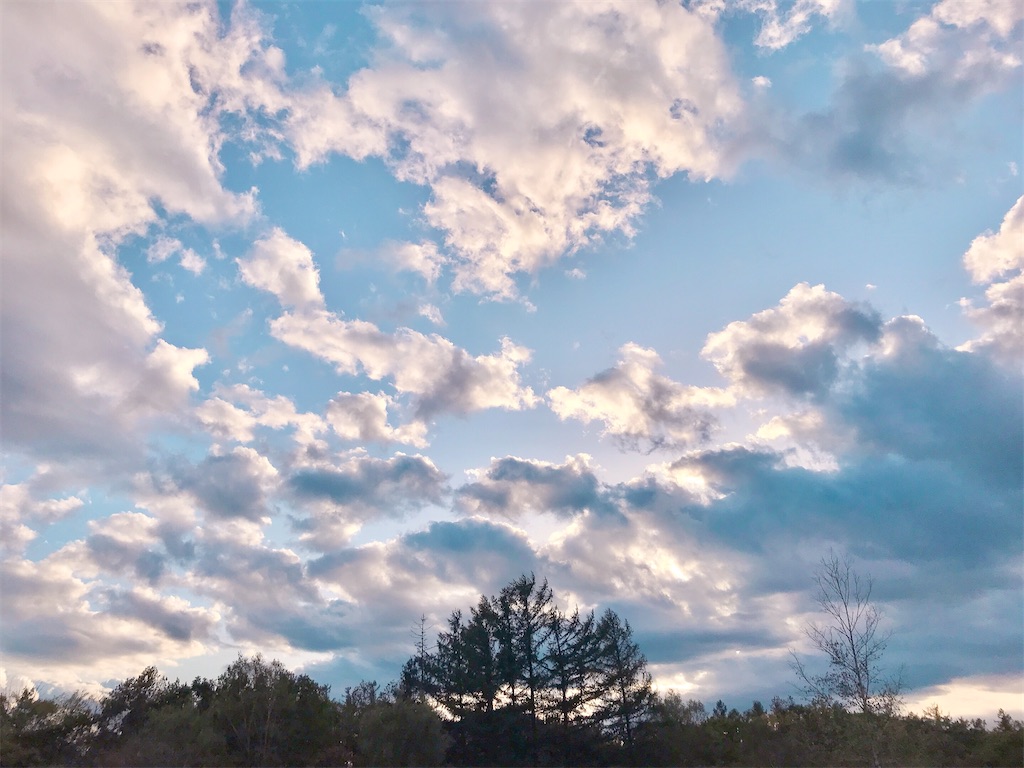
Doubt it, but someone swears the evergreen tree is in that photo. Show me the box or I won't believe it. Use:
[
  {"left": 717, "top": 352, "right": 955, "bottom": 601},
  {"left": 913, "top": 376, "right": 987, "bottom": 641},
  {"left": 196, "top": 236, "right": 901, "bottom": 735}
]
[{"left": 594, "top": 608, "right": 653, "bottom": 762}]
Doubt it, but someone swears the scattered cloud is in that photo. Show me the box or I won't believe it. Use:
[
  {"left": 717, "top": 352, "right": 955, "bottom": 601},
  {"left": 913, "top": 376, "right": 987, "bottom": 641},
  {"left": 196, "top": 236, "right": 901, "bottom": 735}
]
[
  {"left": 959, "top": 196, "right": 1024, "bottom": 361},
  {"left": 701, "top": 283, "right": 882, "bottom": 398},
  {"left": 271, "top": 311, "right": 538, "bottom": 420},
  {"left": 456, "top": 454, "right": 620, "bottom": 519},
  {"left": 325, "top": 391, "right": 428, "bottom": 447},
  {"left": 289, "top": 452, "right": 448, "bottom": 549},
  {"left": 281, "top": 0, "right": 745, "bottom": 298},
  {"left": 548, "top": 343, "right": 731, "bottom": 450},
  {"left": 238, "top": 228, "right": 325, "bottom": 309}
]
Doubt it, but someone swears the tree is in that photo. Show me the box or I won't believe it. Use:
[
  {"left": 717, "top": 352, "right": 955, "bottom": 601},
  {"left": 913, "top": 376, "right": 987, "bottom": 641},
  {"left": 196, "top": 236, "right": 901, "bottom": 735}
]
[
  {"left": 496, "top": 574, "right": 555, "bottom": 765},
  {"left": 208, "top": 654, "right": 340, "bottom": 766},
  {"left": 356, "top": 699, "right": 448, "bottom": 767},
  {"left": 593, "top": 608, "right": 653, "bottom": 762},
  {"left": 542, "top": 606, "right": 603, "bottom": 766},
  {"left": 0, "top": 688, "right": 95, "bottom": 766},
  {"left": 791, "top": 552, "right": 902, "bottom": 717}
]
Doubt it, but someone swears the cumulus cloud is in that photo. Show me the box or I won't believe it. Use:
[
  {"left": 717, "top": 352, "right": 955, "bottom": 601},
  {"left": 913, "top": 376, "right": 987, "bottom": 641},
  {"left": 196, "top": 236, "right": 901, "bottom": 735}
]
[
  {"left": 959, "top": 196, "right": 1024, "bottom": 360},
  {"left": 0, "top": 552, "right": 215, "bottom": 690},
  {"left": 701, "top": 283, "right": 882, "bottom": 397},
  {"left": 238, "top": 228, "right": 325, "bottom": 309},
  {"left": 775, "top": 0, "right": 1022, "bottom": 182},
  {"left": 1, "top": 0, "right": 263, "bottom": 460},
  {"left": 0, "top": 484, "right": 85, "bottom": 556},
  {"left": 870, "top": 0, "right": 1023, "bottom": 79},
  {"left": 173, "top": 447, "right": 280, "bottom": 522},
  {"left": 548, "top": 343, "right": 731, "bottom": 450},
  {"left": 308, "top": 518, "right": 545, "bottom": 641},
  {"left": 281, "top": 0, "right": 744, "bottom": 298},
  {"left": 271, "top": 311, "right": 538, "bottom": 419},
  {"left": 289, "top": 452, "right": 447, "bottom": 549},
  {"left": 456, "top": 454, "right": 620, "bottom": 519},
  {"left": 84, "top": 511, "right": 169, "bottom": 584},
  {"left": 325, "top": 392, "right": 428, "bottom": 447},
  {"left": 195, "top": 384, "right": 326, "bottom": 446},
  {"left": 834, "top": 315, "right": 1023, "bottom": 488}
]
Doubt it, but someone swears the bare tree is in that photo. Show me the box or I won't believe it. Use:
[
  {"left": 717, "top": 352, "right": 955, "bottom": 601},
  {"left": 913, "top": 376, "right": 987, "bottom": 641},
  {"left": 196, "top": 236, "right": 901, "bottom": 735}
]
[{"left": 791, "top": 552, "right": 902, "bottom": 717}]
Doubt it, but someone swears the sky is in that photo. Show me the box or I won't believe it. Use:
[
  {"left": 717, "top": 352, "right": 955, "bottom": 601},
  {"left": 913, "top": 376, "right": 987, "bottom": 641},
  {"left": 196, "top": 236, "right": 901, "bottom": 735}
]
[{"left": 1, "top": 0, "right": 1022, "bottom": 722}]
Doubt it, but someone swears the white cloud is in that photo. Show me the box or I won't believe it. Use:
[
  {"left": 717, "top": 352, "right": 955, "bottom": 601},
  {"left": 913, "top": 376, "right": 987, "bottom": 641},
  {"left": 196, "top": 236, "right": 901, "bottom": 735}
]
[
  {"left": 271, "top": 310, "right": 538, "bottom": 419},
  {"left": 375, "top": 240, "right": 447, "bottom": 283},
  {"left": 325, "top": 392, "right": 428, "bottom": 448},
  {"left": 701, "top": 283, "right": 881, "bottom": 397},
  {"left": 1, "top": 551, "right": 216, "bottom": 696},
  {"left": 1, "top": 1, "right": 263, "bottom": 459},
  {"left": 0, "top": 484, "right": 85, "bottom": 556},
  {"left": 870, "top": 0, "right": 1022, "bottom": 80},
  {"left": 959, "top": 196, "right": 1024, "bottom": 361},
  {"left": 147, "top": 235, "right": 206, "bottom": 275},
  {"left": 281, "top": 0, "right": 744, "bottom": 298},
  {"left": 178, "top": 249, "right": 207, "bottom": 276},
  {"left": 196, "top": 384, "right": 326, "bottom": 447},
  {"left": 417, "top": 303, "right": 445, "bottom": 326},
  {"left": 740, "top": 0, "right": 850, "bottom": 50},
  {"left": 548, "top": 343, "right": 732, "bottom": 450},
  {"left": 238, "top": 228, "right": 325, "bottom": 309},
  {"left": 963, "top": 195, "right": 1024, "bottom": 283}
]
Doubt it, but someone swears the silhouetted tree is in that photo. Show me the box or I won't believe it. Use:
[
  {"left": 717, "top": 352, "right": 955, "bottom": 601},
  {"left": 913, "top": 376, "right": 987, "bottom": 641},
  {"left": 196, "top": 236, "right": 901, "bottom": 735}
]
[
  {"left": 593, "top": 608, "right": 653, "bottom": 763},
  {"left": 791, "top": 552, "right": 902, "bottom": 717}
]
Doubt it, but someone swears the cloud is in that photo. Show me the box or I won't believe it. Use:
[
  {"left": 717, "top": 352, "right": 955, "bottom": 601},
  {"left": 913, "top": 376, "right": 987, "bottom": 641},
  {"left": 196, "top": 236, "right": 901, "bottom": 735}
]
[
  {"left": 289, "top": 452, "right": 447, "bottom": 549},
  {"left": 870, "top": 0, "right": 1023, "bottom": 79},
  {"left": 186, "top": 535, "right": 348, "bottom": 653},
  {"left": 195, "top": 384, "right": 326, "bottom": 446},
  {"left": 417, "top": 304, "right": 445, "bottom": 326},
  {"left": 738, "top": 0, "right": 850, "bottom": 50},
  {"left": 281, "top": 0, "right": 744, "bottom": 298},
  {"left": 173, "top": 447, "right": 280, "bottom": 522},
  {"left": 959, "top": 196, "right": 1024, "bottom": 361},
  {"left": 701, "top": 283, "right": 882, "bottom": 397},
  {"left": 85, "top": 512, "right": 168, "bottom": 584},
  {"left": 93, "top": 586, "right": 217, "bottom": 643},
  {"left": 0, "top": 483, "right": 85, "bottom": 557},
  {"left": 963, "top": 196, "right": 1024, "bottom": 283},
  {"left": 367, "top": 240, "right": 448, "bottom": 283},
  {"left": 548, "top": 343, "right": 731, "bottom": 450},
  {"left": 0, "top": 552, "right": 214, "bottom": 689},
  {"left": 271, "top": 311, "right": 538, "bottom": 419},
  {"left": 308, "top": 518, "right": 545, "bottom": 634},
  {"left": 831, "top": 316, "right": 1023, "bottom": 489},
  {"left": 774, "top": 0, "right": 1021, "bottom": 182},
  {"left": 456, "top": 454, "right": 620, "bottom": 519},
  {"left": 238, "top": 228, "right": 325, "bottom": 309},
  {"left": 1, "top": 0, "right": 262, "bottom": 461},
  {"left": 147, "top": 235, "right": 206, "bottom": 275},
  {"left": 325, "top": 392, "right": 428, "bottom": 447}
]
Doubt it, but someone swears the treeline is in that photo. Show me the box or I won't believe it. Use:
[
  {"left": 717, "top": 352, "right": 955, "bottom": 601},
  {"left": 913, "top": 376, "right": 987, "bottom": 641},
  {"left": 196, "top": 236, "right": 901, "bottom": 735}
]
[{"left": 1, "top": 574, "right": 1022, "bottom": 767}]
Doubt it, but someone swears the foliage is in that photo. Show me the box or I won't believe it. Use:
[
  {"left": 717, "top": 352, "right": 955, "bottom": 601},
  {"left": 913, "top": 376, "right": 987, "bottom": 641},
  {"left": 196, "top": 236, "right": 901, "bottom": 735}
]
[{"left": 2, "top": 570, "right": 1021, "bottom": 767}]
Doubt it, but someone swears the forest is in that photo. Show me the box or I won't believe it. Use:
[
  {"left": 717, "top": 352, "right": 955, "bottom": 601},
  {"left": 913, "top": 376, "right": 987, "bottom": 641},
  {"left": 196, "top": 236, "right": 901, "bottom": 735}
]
[{"left": 2, "top": 574, "right": 1022, "bottom": 767}]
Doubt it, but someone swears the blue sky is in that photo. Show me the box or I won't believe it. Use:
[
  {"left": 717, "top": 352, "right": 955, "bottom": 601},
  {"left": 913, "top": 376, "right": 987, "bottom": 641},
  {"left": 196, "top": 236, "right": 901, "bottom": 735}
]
[{"left": 2, "top": 0, "right": 1022, "bottom": 720}]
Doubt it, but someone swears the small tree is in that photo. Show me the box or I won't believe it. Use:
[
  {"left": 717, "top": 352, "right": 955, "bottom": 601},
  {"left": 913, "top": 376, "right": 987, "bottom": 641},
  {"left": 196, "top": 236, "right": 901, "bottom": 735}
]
[{"left": 791, "top": 552, "right": 902, "bottom": 717}]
